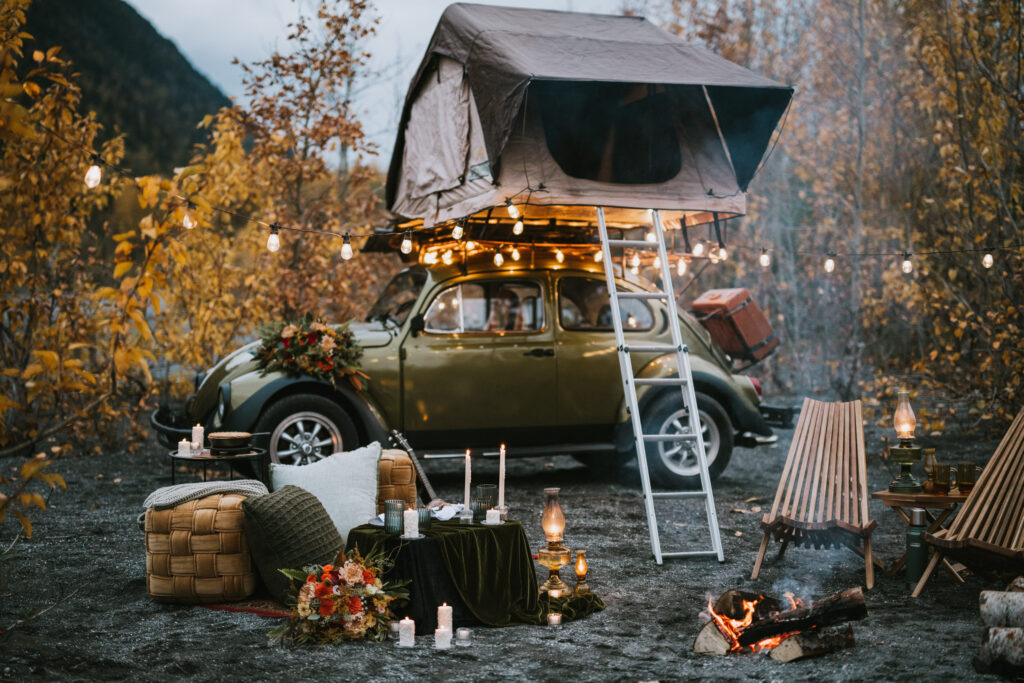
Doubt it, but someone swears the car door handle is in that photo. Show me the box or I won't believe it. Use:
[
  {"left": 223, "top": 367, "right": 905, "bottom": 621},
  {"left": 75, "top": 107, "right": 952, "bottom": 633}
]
[{"left": 523, "top": 348, "right": 554, "bottom": 357}]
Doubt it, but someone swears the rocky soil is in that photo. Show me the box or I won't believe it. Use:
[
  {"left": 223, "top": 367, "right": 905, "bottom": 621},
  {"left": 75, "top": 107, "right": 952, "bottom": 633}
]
[{"left": 0, "top": 421, "right": 1009, "bottom": 682}]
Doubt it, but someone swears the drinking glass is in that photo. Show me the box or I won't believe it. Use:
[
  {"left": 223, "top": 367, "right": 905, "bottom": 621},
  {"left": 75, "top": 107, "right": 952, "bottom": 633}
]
[
  {"left": 933, "top": 464, "right": 954, "bottom": 495},
  {"left": 957, "top": 462, "right": 977, "bottom": 494},
  {"left": 384, "top": 499, "right": 406, "bottom": 533}
]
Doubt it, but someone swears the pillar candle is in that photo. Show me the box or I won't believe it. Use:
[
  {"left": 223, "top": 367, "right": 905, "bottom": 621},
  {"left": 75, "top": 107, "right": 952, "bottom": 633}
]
[
  {"left": 437, "top": 602, "right": 452, "bottom": 631},
  {"left": 434, "top": 626, "right": 452, "bottom": 650},
  {"left": 403, "top": 507, "right": 418, "bottom": 538},
  {"left": 177, "top": 438, "right": 191, "bottom": 458},
  {"left": 498, "top": 443, "right": 506, "bottom": 508},
  {"left": 463, "top": 450, "right": 471, "bottom": 508},
  {"left": 191, "top": 424, "right": 204, "bottom": 448},
  {"left": 485, "top": 508, "right": 501, "bottom": 525},
  {"left": 398, "top": 617, "right": 415, "bottom": 647},
  {"left": 547, "top": 612, "right": 562, "bottom": 626}
]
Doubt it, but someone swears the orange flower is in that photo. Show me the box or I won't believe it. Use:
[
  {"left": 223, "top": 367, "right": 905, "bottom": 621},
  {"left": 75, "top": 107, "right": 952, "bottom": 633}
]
[
  {"left": 306, "top": 574, "right": 316, "bottom": 583},
  {"left": 314, "top": 582, "right": 333, "bottom": 599},
  {"left": 322, "top": 564, "right": 335, "bottom": 572},
  {"left": 362, "top": 569, "right": 374, "bottom": 584},
  {"left": 318, "top": 600, "right": 336, "bottom": 617},
  {"left": 347, "top": 597, "right": 363, "bottom": 615}
]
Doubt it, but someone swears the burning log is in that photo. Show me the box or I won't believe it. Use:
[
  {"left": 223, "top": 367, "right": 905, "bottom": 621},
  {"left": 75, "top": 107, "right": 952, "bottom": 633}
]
[
  {"left": 980, "top": 591, "right": 1024, "bottom": 627},
  {"left": 769, "top": 625, "right": 856, "bottom": 663},
  {"left": 736, "top": 587, "right": 867, "bottom": 648},
  {"left": 714, "top": 589, "right": 780, "bottom": 621}
]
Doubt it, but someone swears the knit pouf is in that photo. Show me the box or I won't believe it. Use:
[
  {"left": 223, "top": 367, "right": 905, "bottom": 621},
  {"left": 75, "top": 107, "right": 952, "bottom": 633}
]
[{"left": 145, "top": 493, "right": 256, "bottom": 604}]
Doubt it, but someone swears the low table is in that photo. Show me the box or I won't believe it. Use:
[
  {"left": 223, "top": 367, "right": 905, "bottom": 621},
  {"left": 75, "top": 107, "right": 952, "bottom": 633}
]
[
  {"left": 168, "top": 448, "right": 268, "bottom": 485},
  {"left": 871, "top": 489, "right": 969, "bottom": 581}
]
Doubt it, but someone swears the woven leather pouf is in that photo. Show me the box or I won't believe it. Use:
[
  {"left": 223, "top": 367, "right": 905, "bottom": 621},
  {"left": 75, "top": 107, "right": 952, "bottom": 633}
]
[
  {"left": 145, "top": 493, "right": 256, "bottom": 604},
  {"left": 376, "top": 449, "right": 418, "bottom": 513}
]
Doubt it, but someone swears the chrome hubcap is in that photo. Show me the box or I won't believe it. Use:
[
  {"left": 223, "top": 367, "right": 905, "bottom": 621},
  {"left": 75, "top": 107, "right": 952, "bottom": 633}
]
[
  {"left": 655, "top": 407, "right": 719, "bottom": 477},
  {"left": 269, "top": 411, "right": 343, "bottom": 465}
]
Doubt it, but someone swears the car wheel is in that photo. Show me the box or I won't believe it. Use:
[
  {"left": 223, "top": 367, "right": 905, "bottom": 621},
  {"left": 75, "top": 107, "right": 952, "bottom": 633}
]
[
  {"left": 641, "top": 391, "right": 733, "bottom": 489},
  {"left": 254, "top": 393, "right": 360, "bottom": 465}
]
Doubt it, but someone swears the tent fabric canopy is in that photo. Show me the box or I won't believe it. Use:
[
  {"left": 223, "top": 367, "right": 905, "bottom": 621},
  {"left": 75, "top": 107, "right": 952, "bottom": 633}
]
[{"left": 386, "top": 3, "right": 793, "bottom": 226}]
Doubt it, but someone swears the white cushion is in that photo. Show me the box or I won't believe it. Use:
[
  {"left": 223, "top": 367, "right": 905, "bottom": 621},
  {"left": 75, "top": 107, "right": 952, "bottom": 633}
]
[{"left": 270, "top": 442, "right": 381, "bottom": 542}]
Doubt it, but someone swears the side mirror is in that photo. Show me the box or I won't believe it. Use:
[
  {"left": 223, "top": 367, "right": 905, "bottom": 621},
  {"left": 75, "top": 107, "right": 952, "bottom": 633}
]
[{"left": 409, "top": 313, "right": 425, "bottom": 336}]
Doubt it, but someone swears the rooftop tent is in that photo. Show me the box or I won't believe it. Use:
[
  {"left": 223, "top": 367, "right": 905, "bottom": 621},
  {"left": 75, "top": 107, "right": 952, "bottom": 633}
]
[{"left": 386, "top": 3, "right": 793, "bottom": 228}]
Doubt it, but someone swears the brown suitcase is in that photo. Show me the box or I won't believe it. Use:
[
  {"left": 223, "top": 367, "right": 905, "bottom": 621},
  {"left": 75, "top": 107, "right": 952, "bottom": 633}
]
[{"left": 691, "top": 288, "right": 779, "bottom": 363}]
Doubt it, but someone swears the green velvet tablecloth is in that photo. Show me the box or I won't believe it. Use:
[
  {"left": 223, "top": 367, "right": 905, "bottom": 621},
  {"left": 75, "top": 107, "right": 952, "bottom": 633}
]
[{"left": 346, "top": 520, "right": 604, "bottom": 628}]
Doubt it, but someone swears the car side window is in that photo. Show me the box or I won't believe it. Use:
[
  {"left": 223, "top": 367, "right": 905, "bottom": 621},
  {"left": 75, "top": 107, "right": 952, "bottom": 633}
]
[
  {"left": 558, "top": 277, "right": 654, "bottom": 331},
  {"left": 424, "top": 280, "right": 544, "bottom": 334}
]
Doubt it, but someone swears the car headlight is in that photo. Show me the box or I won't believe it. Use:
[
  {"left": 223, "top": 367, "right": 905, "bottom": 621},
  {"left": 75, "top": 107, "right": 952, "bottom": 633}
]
[{"left": 217, "top": 384, "right": 231, "bottom": 422}]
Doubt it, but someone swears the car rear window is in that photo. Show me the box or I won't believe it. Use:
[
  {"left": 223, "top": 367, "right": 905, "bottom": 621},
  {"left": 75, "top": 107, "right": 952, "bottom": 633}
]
[
  {"left": 558, "top": 277, "right": 654, "bottom": 332},
  {"left": 425, "top": 280, "right": 544, "bottom": 334}
]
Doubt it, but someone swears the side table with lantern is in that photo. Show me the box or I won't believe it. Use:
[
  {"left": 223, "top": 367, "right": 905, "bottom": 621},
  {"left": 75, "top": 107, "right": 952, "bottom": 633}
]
[{"left": 871, "top": 489, "right": 969, "bottom": 583}]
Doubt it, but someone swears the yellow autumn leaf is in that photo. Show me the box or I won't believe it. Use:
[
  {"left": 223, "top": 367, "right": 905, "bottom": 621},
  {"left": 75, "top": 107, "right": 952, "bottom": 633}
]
[{"left": 113, "top": 261, "right": 132, "bottom": 278}]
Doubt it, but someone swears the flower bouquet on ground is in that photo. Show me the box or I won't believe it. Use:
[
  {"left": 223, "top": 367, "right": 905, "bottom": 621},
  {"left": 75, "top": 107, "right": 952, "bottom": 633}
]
[
  {"left": 270, "top": 546, "right": 409, "bottom": 645},
  {"left": 254, "top": 312, "right": 369, "bottom": 390}
]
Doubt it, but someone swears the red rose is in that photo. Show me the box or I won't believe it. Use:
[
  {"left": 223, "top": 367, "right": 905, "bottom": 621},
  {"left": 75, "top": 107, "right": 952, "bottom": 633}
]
[
  {"left": 318, "top": 600, "right": 336, "bottom": 617},
  {"left": 306, "top": 332, "right": 319, "bottom": 345},
  {"left": 314, "top": 582, "right": 333, "bottom": 599},
  {"left": 362, "top": 569, "right": 374, "bottom": 584},
  {"left": 348, "top": 597, "right": 362, "bottom": 615}
]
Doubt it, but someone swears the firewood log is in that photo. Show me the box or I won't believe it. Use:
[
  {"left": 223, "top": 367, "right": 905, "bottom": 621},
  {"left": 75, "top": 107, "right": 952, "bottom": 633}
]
[
  {"left": 769, "top": 625, "right": 855, "bottom": 663},
  {"left": 978, "top": 627, "right": 1024, "bottom": 670},
  {"left": 1006, "top": 577, "right": 1024, "bottom": 593},
  {"left": 737, "top": 587, "right": 867, "bottom": 647},
  {"left": 980, "top": 591, "right": 1024, "bottom": 627},
  {"left": 692, "top": 620, "right": 731, "bottom": 656}
]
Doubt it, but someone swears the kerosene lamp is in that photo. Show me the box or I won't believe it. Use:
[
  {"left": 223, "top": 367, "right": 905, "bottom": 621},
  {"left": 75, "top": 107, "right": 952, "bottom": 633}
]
[
  {"left": 888, "top": 390, "right": 923, "bottom": 493},
  {"left": 537, "top": 488, "right": 571, "bottom": 594}
]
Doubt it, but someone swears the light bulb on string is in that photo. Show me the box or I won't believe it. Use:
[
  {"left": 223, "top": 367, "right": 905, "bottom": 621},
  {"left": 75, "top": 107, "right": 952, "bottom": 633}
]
[
  {"left": 513, "top": 218, "right": 524, "bottom": 235},
  {"left": 442, "top": 250, "right": 454, "bottom": 265},
  {"left": 465, "top": 241, "right": 476, "bottom": 250},
  {"left": 677, "top": 258, "right": 687, "bottom": 276},
  {"left": 759, "top": 248, "right": 771, "bottom": 268},
  {"left": 708, "top": 246, "right": 721, "bottom": 264},
  {"left": 506, "top": 199, "right": 519, "bottom": 219},
  {"left": 631, "top": 253, "right": 641, "bottom": 269},
  {"left": 982, "top": 253, "right": 994, "bottom": 269},
  {"left": 901, "top": 252, "right": 913, "bottom": 274},
  {"left": 645, "top": 231, "right": 656, "bottom": 243},
  {"left": 182, "top": 201, "right": 197, "bottom": 230},
  {"left": 511, "top": 247, "right": 521, "bottom": 261},
  {"left": 555, "top": 249, "right": 564, "bottom": 263},
  {"left": 824, "top": 252, "right": 836, "bottom": 273},
  {"left": 594, "top": 250, "right": 603, "bottom": 263},
  {"left": 718, "top": 247, "right": 728, "bottom": 261},
  {"left": 494, "top": 251, "right": 504, "bottom": 266},
  {"left": 452, "top": 220, "right": 464, "bottom": 240},
  {"left": 84, "top": 155, "right": 102, "bottom": 188},
  {"left": 341, "top": 233, "right": 353, "bottom": 260},
  {"left": 692, "top": 241, "right": 705, "bottom": 257},
  {"left": 267, "top": 224, "right": 281, "bottom": 253},
  {"left": 400, "top": 231, "right": 413, "bottom": 255}
]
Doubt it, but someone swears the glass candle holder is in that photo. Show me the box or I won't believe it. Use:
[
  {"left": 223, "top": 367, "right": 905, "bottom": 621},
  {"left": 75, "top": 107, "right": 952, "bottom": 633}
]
[
  {"left": 417, "top": 506, "right": 431, "bottom": 531},
  {"left": 475, "top": 484, "right": 497, "bottom": 509},
  {"left": 384, "top": 499, "right": 406, "bottom": 533},
  {"left": 455, "top": 627, "right": 471, "bottom": 646}
]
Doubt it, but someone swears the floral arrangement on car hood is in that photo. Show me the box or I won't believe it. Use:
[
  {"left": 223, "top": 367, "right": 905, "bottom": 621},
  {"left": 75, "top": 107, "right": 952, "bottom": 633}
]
[
  {"left": 270, "top": 546, "right": 409, "bottom": 645},
  {"left": 254, "top": 313, "right": 368, "bottom": 390}
]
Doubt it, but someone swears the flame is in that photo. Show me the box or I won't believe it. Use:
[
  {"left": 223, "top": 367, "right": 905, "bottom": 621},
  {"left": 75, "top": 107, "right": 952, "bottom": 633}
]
[{"left": 706, "top": 594, "right": 801, "bottom": 653}]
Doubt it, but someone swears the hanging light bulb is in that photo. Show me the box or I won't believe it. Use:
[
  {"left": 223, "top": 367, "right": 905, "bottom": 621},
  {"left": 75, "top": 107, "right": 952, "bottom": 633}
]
[
  {"left": 84, "top": 155, "right": 102, "bottom": 188},
  {"left": 645, "top": 231, "right": 656, "bottom": 243},
  {"left": 708, "top": 246, "right": 721, "bottom": 264},
  {"left": 452, "top": 220, "right": 464, "bottom": 240},
  {"left": 692, "top": 241, "right": 705, "bottom": 257},
  {"left": 267, "top": 224, "right": 281, "bottom": 253},
  {"left": 555, "top": 249, "right": 564, "bottom": 263},
  {"left": 982, "top": 253, "right": 994, "bottom": 269},
  {"left": 630, "top": 253, "right": 641, "bottom": 269},
  {"left": 511, "top": 247, "right": 521, "bottom": 261},
  {"left": 718, "top": 247, "right": 729, "bottom": 261},
  {"left": 506, "top": 199, "right": 519, "bottom": 218},
  {"left": 594, "top": 250, "right": 603, "bottom": 263},
  {"left": 442, "top": 250, "right": 454, "bottom": 265},
  {"left": 465, "top": 240, "right": 476, "bottom": 250},
  {"left": 494, "top": 251, "right": 504, "bottom": 266},
  {"left": 341, "top": 233, "right": 353, "bottom": 260},
  {"left": 901, "top": 252, "right": 913, "bottom": 274},
  {"left": 182, "top": 201, "right": 197, "bottom": 230},
  {"left": 676, "top": 258, "right": 688, "bottom": 276},
  {"left": 513, "top": 218, "right": 524, "bottom": 235},
  {"left": 400, "top": 231, "right": 413, "bottom": 255},
  {"left": 759, "top": 248, "right": 771, "bottom": 268},
  {"left": 824, "top": 252, "right": 836, "bottom": 273}
]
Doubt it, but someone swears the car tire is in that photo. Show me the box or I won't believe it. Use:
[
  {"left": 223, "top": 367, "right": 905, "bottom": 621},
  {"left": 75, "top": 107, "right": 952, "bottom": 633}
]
[
  {"left": 254, "top": 393, "right": 360, "bottom": 466},
  {"left": 641, "top": 390, "right": 733, "bottom": 489}
]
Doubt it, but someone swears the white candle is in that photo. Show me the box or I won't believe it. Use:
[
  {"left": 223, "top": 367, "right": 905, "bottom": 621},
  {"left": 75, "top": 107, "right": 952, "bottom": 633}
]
[
  {"left": 485, "top": 508, "right": 501, "bottom": 525},
  {"left": 498, "top": 443, "right": 506, "bottom": 508},
  {"left": 463, "top": 450, "right": 471, "bottom": 508},
  {"left": 437, "top": 602, "right": 452, "bottom": 631},
  {"left": 547, "top": 612, "right": 562, "bottom": 626},
  {"left": 191, "top": 424, "right": 204, "bottom": 447},
  {"left": 177, "top": 438, "right": 190, "bottom": 458},
  {"left": 434, "top": 626, "right": 452, "bottom": 650},
  {"left": 398, "top": 617, "right": 415, "bottom": 647},
  {"left": 403, "top": 507, "right": 418, "bottom": 538}
]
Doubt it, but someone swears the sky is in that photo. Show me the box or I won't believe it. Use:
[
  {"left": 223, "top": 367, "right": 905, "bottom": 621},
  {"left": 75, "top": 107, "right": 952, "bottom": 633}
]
[{"left": 126, "top": 0, "right": 627, "bottom": 168}]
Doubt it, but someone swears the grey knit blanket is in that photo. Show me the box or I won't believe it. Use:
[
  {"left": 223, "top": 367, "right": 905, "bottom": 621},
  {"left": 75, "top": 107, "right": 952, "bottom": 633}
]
[{"left": 143, "top": 480, "right": 268, "bottom": 510}]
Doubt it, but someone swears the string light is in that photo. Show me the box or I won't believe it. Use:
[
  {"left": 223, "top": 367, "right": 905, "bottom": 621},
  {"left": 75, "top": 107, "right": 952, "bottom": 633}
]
[
  {"left": 84, "top": 155, "right": 102, "bottom": 188},
  {"left": 400, "top": 231, "right": 413, "bottom": 255},
  {"left": 465, "top": 241, "right": 476, "bottom": 250},
  {"left": 494, "top": 251, "right": 504, "bottom": 266},
  {"left": 901, "top": 252, "right": 913, "bottom": 274},
  {"left": 759, "top": 248, "right": 771, "bottom": 268},
  {"left": 452, "top": 219, "right": 464, "bottom": 240},
  {"left": 645, "top": 231, "right": 656, "bottom": 242},
  {"left": 594, "top": 250, "right": 603, "bottom": 263},
  {"left": 983, "top": 253, "right": 994, "bottom": 269},
  {"left": 692, "top": 241, "right": 705, "bottom": 257},
  {"left": 824, "top": 251, "right": 836, "bottom": 273},
  {"left": 718, "top": 247, "right": 728, "bottom": 261},
  {"left": 555, "top": 249, "right": 564, "bottom": 263},
  {"left": 442, "top": 250, "right": 453, "bottom": 265},
  {"left": 267, "top": 224, "right": 281, "bottom": 253},
  {"left": 677, "top": 258, "right": 687, "bottom": 276},
  {"left": 513, "top": 218, "right": 524, "bottom": 235},
  {"left": 511, "top": 247, "right": 521, "bottom": 261},
  {"left": 182, "top": 200, "right": 197, "bottom": 230},
  {"left": 506, "top": 199, "right": 519, "bottom": 219},
  {"left": 630, "top": 253, "right": 641, "bottom": 269},
  {"left": 341, "top": 233, "right": 353, "bottom": 260},
  {"left": 708, "top": 246, "right": 721, "bottom": 264}
]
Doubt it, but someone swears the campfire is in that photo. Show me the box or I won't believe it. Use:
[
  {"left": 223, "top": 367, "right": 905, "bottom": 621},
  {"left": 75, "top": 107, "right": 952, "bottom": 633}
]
[{"left": 694, "top": 587, "right": 868, "bottom": 662}]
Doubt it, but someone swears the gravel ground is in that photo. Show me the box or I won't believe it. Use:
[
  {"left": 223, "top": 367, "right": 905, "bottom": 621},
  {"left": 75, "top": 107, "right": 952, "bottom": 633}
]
[{"left": 0, "top": 421, "right": 1009, "bottom": 682}]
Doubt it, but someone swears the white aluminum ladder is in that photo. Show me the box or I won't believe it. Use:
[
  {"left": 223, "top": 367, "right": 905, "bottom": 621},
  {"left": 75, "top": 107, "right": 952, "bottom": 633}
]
[{"left": 596, "top": 207, "right": 724, "bottom": 565}]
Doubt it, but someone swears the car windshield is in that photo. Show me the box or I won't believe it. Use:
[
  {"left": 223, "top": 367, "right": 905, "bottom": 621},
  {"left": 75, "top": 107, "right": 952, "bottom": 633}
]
[{"left": 366, "top": 269, "right": 427, "bottom": 325}]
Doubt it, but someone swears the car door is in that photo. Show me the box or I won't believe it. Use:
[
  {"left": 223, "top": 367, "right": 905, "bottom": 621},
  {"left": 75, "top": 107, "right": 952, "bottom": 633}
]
[{"left": 401, "top": 275, "right": 558, "bottom": 449}]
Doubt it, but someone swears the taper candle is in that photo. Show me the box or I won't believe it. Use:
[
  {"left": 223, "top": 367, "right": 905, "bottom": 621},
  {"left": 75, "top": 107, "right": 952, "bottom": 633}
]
[{"left": 498, "top": 443, "right": 506, "bottom": 508}]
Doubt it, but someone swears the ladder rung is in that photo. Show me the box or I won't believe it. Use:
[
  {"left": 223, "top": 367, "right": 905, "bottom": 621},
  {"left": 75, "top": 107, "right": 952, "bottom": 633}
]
[
  {"left": 661, "top": 550, "right": 720, "bottom": 559},
  {"left": 634, "top": 377, "right": 687, "bottom": 386},
  {"left": 618, "top": 292, "right": 668, "bottom": 300},
  {"left": 606, "top": 239, "right": 659, "bottom": 249},
  {"left": 651, "top": 491, "right": 707, "bottom": 499},
  {"left": 623, "top": 343, "right": 679, "bottom": 353},
  {"left": 643, "top": 433, "right": 698, "bottom": 442}
]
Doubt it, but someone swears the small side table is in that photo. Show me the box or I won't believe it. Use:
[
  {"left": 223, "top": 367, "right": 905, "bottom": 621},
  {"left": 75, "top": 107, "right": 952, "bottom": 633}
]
[
  {"left": 168, "top": 448, "right": 268, "bottom": 485},
  {"left": 871, "top": 489, "right": 969, "bottom": 581}
]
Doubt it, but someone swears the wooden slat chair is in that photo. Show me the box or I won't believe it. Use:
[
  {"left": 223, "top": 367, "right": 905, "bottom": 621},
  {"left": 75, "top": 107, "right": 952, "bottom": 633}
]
[
  {"left": 751, "top": 398, "right": 877, "bottom": 589},
  {"left": 912, "top": 406, "right": 1024, "bottom": 597}
]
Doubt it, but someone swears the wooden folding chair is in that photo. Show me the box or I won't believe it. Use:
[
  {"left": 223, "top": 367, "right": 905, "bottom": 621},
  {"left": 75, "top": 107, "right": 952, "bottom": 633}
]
[
  {"left": 912, "top": 407, "right": 1024, "bottom": 597},
  {"left": 751, "top": 398, "right": 877, "bottom": 589}
]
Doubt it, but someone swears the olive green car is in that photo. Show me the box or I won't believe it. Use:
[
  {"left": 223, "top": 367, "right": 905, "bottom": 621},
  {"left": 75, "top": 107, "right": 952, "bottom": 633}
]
[{"left": 152, "top": 251, "right": 775, "bottom": 488}]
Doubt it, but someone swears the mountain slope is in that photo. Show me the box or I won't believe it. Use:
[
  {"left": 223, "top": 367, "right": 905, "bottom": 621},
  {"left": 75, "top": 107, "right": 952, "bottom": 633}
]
[{"left": 23, "top": 0, "right": 230, "bottom": 174}]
